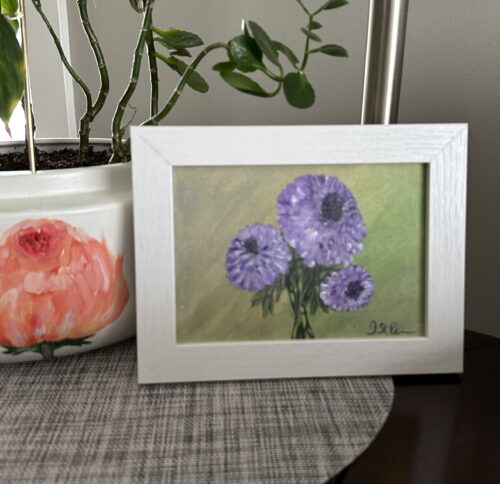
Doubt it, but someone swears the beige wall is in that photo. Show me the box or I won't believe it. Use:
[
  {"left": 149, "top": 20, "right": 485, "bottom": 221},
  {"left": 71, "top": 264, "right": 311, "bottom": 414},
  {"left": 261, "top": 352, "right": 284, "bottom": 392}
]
[
  {"left": 26, "top": 0, "right": 74, "bottom": 138},
  {"left": 42, "top": 1, "right": 500, "bottom": 337}
]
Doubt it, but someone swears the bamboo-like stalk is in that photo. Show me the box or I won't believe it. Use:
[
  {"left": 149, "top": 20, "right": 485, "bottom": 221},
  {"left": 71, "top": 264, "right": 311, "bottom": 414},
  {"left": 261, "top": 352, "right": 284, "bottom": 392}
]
[
  {"left": 146, "top": 30, "right": 159, "bottom": 117},
  {"left": 142, "top": 42, "right": 227, "bottom": 126},
  {"left": 31, "top": 0, "right": 93, "bottom": 161},
  {"left": 19, "top": 0, "right": 36, "bottom": 173},
  {"left": 77, "top": 0, "right": 109, "bottom": 159},
  {"left": 111, "top": 0, "right": 155, "bottom": 162}
]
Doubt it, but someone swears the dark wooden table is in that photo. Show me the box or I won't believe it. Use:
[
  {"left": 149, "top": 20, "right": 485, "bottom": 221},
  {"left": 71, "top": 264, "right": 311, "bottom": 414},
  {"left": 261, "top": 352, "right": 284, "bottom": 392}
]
[{"left": 330, "top": 330, "right": 500, "bottom": 484}]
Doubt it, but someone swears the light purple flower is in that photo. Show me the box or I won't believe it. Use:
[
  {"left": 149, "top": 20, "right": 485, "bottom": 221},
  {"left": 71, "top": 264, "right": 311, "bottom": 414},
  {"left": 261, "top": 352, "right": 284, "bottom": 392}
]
[
  {"left": 276, "top": 174, "right": 366, "bottom": 268},
  {"left": 226, "top": 224, "right": 291, "bottom": 292},
  {"left": 320, "top": 265, "right": 374, "bottom": 311}
]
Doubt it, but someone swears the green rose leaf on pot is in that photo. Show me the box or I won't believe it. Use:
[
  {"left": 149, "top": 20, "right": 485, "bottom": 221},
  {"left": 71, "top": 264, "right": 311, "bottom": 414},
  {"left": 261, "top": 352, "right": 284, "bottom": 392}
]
[
  {"left": 0, "top": 12, "right": 24, "bottom": 134},
  {"left": 283, "top": 72, "right": 315, "bottom": 108}
]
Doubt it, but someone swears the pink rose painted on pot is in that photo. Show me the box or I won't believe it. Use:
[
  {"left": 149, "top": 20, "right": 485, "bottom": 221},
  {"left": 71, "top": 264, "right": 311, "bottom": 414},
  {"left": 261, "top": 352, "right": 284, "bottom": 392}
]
[{"left": 0, "top": 219, "right": 129, "bottom": 359}]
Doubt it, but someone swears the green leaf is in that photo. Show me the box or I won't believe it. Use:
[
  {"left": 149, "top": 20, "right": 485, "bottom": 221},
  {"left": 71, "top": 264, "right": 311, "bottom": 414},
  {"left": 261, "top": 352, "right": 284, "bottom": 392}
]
[
  {"left": 0, "top": 13, "right": 24, "bottom": 131},
  {"left": 128, "top": 0, "right": 144, "bottom": 13},
  {"left": 283, "top": 72, "right": 315, "bottom": 108},
  {"left": 319, "top": 0, "right": 348, "bottom": 11},
  {"left": 248, "top": 20, "right": 280, "bottom": 67},
  {"left": 170, "top": 48, "right": 191, "bottom": 57},
  {"left": 1, "top": 0, "right": 19, "bottom": 14},
  {"left": 152, "top": 26, "right": 203, "bottom": 50},
  {"left": 251, "top": 288, "right": 267, "bottom": 306},
  {"left": 155, "top": 52, "right": 209, "bottom": 93},
  {"left": 212, "top": 61, "right": 236, "bottom": 72},
  {"left": 273, "top": 41, "right": 299, "bottom": 67},
  {"left": 220, "top": 71, "right": 270, "bottom": 97},
  {"left": 310, "top": 44, "right": 348, "bottom": 57},
  {"left": 301, "top": 28, "right": 322, "bottom": 42},
  {"left": 308, "top": 20, "right": 322, "bottom": 30},
  {"left": 228, "top": 34, "right": 264, "bottom": 73},
  {"left": 1, "top": 0, "right": 19, "bottom": 32}
]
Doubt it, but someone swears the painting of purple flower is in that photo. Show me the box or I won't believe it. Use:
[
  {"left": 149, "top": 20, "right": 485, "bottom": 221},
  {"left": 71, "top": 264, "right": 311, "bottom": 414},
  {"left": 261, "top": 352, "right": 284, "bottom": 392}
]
[
  {"left": 225, "top": 173, "right": 374, "bottom": 339},
  {"left": 276, "top": 174, "right": 366, "bottom": 268},
  {"left": 320, "top": 265, "right": 374, "bottom": 312},
  {"left": 226, "top": 223, "right": 291, "bottom": 292}
]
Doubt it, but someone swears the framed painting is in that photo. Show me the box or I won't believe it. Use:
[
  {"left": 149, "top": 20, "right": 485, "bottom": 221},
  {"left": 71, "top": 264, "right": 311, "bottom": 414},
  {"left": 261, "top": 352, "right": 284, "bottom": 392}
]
[{"left": 131, "top": 124, "right": 467, "bottom": 384}]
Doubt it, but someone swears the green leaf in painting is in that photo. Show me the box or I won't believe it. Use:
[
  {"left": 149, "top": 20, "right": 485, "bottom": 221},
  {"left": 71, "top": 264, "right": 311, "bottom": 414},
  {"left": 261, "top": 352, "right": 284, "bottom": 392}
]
[
  {"left": 319, "top": 0, "right": 348, "bottom": 11},
  {"left": 0, "top": 13, "right": 24, "bottom": 132},
  {"left": 273, "top": 41, "right": 299, "bottom": 67},
  {"left": 228, "top": 34, "right": 264, "bottom": 73},
  {"left": 220, "top": 71, "right": 271, "bottom": 97},
  {"left": 283, "top": 72, "right": 315, "bottom": 108},
  {"left": 248, "top": 20, "right": 280, "bottom": 67},
  {"left": 155, "top": 52, "right": 209, "bottom": 93},
  {"left": 152, "top": 26, "right": 203, "bottom": 50},
  {"left": 310, "top": 44, "right": 348, "bottom": 57},
  {"left": 300, "top": 28, "right": 322, "bottom": 42}
]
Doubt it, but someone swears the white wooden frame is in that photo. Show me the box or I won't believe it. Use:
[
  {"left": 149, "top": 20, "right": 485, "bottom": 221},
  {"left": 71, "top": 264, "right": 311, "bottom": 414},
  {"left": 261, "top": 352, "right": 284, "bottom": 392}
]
[{"left": 131, "top": 124, "right": 467, "bottom": 384}]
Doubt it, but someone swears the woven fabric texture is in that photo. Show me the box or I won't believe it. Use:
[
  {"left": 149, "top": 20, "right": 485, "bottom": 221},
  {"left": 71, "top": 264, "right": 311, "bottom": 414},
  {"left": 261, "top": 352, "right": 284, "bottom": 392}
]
[{"left": 0, "top": 339, "right": 393, "bottom": 483}]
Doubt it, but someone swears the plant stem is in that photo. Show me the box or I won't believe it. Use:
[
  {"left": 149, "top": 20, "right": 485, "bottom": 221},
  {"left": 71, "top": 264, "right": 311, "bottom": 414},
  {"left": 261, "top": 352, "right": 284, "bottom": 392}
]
[
  {"left": 31, "top": 0, "right": 93, "bottom": 160},
  {"left": 296, "top": 0, "right": 311, "bottom": 16},
  {"left": 111, "top": 0, "right": 155, "bottom": 162},
  {"left": 141, "top": 42, "right": 227, "bottom": 127},
  {"left": 77, "top": 0, "right": 109, "bottom": 160},
  {"left": 146, "top": 29, "right": 159, "bottom": 117}
]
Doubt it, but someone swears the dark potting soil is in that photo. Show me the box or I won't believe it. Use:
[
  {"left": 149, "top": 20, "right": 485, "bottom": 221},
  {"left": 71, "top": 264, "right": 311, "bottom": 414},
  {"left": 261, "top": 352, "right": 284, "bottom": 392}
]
[{"left": 0, "top": 147, "right": 115, "bottom": 171}]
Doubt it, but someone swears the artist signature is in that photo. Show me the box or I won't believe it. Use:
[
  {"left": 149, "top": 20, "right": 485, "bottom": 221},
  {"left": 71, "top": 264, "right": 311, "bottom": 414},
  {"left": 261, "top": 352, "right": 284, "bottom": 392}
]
[{"left": 367, "top": 320, "right": 416, "bottom": 336}]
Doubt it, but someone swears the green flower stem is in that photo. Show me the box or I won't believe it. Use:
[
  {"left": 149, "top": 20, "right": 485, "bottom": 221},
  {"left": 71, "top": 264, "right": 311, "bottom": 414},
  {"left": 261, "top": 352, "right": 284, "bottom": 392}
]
[
  {"left": 146, "top": 29, "right": 159, "bottom": 117},
  {"left": 39, "top": 343, "right": 55, "bottom": 360},
  {"left": 77, "top": 0, "right": 109, "bottom": 153},
  {"left": 111, "top": 0, "right": 155, "bottom": 162},
  {"left": 31, "top": 0, "right": 93, "bottom": 162},
  {"left": 286, "top": 253, "right": 316, "bottom": 339},
  {"left": 141, "top": 42, "right": 227, "bottom": 127}
]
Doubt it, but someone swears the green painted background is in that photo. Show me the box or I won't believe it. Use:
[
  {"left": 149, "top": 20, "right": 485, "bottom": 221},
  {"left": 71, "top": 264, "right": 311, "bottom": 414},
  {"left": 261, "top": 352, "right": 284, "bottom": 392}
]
[{"left": 173, "top": 163, "right": 427, "bottom": 343}]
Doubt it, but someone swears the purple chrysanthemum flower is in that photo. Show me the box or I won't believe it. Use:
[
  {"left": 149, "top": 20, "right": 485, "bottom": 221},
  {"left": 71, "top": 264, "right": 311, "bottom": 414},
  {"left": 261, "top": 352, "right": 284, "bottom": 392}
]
[
  {"left": 320, "top": 265, "right": 374, "bottom": 311},
  {"left": 226, "top": 224, "right": 291, "bottom": 292},
  {"left": 276, "top": 174, "right": 366, "bottom": 268}
]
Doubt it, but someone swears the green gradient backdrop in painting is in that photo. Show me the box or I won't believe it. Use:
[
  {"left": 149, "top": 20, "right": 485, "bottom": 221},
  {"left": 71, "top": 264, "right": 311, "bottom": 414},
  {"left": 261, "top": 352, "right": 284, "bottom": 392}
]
[{"left": 173, "top": 164, "right": 426, "bottom": 343}]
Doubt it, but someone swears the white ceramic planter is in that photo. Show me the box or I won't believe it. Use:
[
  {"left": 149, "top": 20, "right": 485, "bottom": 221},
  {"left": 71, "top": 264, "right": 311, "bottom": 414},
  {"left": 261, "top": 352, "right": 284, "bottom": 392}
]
[{"left": 0, "top": 139, "right": 135, "bottom": 362}]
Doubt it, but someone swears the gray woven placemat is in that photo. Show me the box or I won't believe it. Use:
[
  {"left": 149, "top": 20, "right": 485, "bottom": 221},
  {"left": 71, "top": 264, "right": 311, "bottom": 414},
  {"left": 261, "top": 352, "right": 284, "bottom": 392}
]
[{"left": 0, "top": 339, "right": 393, "bottom": 483}]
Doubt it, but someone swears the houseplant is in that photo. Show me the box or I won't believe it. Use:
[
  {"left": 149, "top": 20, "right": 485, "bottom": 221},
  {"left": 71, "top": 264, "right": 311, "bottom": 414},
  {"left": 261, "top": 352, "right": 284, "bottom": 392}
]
[{"left": 0, "top": 0, "right": 349, "bottom": 361}]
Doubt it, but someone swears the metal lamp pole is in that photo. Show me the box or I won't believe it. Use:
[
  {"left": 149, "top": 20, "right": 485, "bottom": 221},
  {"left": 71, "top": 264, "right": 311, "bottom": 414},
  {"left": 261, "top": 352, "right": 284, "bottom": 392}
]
[
  {"left": 361, "top": 0, "right": 409, "bottom": 124},
  {"left": 19, "top": 0, "right": 36, "bottom": 173}
]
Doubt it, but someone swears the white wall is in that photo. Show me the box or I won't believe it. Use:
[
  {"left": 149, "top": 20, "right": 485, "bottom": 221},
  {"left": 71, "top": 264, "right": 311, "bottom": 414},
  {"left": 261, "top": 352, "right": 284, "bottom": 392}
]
[
  {"left": 25, "top": 0, "right": 75, "bottom": 138},
  {"left": 36, "top": 0, "right": 500, "bottom": 337}
]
